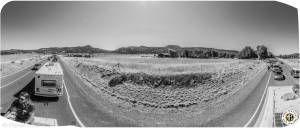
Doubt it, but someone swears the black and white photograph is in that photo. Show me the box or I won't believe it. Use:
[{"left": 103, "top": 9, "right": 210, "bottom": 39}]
[{"left": 0, "top": 1, "right": 299, "bottom": 127}]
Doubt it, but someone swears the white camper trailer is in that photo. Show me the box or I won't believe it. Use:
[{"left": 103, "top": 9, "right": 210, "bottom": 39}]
[{"left": 34, "top": 62, "right": 63, "bottom": 97}]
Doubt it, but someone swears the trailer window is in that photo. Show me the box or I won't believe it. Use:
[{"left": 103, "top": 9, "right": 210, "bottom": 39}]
[{"left": 41, "top": 80, "right": 56, "bottom": 87}]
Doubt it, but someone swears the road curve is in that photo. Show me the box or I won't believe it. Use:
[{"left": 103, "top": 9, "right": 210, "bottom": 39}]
[
  {"left": 204, "top": 62, "right": 298, "bottom": 127},
  {"left": 2, "top": 59, "right": 297, "bottom": 127},
  {"left": 59, "top": 57, "right": 138, "bottom": 127},
  {"left": 1, "top": 58, "right": 138, "bottom": 126}
]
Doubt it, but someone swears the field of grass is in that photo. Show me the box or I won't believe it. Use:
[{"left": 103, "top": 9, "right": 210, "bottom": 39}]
[
  {"left": 67, "top": 54, "right": 255, "bottom": 75},
  {"left": 61, "top": 54, "right": 266, "bottom": 125},
  {"left": 63, "top": 54, "right": 265, "bottom": 106},
  {"left": 280, "top": 58, "right": 300, "bottom": 69},
  {"left": 0, "top": 53, "right": 42, "bottom": 63},
  {"left": 0, "top": 54, "right": 47, "bottom": 77},
  {"left": 61, "top": 54, "right": 267, "bottom": 126}
]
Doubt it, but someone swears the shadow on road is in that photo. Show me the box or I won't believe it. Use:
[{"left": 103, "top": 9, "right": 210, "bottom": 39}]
[{"left": 13, "top": 78, "right": 59, "bottom": 103}]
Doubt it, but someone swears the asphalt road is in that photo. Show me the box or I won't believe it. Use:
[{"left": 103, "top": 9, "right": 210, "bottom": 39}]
[
  {"left": 1, "top": 59, "right": 137, "bottom": 127},
  {"left": 1, "top": 59, "right": 298, "bottom": 127},
  {"left": 0, "top": 60, "right": 78, "bottom": 126},
  {"left": 204, "top": 62, "right": 299, "bottom": 127}
]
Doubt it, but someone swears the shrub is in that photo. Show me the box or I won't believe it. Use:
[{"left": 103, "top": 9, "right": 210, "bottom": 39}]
[{"left": 108, "top": 72, "right": 212, "bottom": 88}]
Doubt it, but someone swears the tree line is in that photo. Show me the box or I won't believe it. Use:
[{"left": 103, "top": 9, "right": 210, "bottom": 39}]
[
  {"left": 277, "top": 53, "right": 299, "bottom": 59},
  {"left": 160, "top": 45, "right": 274, "bottom": 59}
]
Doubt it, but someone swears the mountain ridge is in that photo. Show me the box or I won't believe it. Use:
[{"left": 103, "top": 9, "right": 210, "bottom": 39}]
[{"left": 2, "top": 44, "right": 238, "bottom": 55}]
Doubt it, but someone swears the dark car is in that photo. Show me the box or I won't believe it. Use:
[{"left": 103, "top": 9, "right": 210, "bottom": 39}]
[
  {"left": 274, "top": 72, "right": 285, "bottom": 80},
  {"left": 31, "top": 63, "right": 41, "bottom": 70},
  {"left": 272, "top": 67, "right": 283, "bottom": 73}
]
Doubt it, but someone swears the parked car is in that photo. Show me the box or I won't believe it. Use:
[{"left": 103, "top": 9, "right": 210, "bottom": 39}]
[
  {"left": 291, "top": 68, "right": 300, "bottom": 78},
  {"left": 272, "top": 66, "right": 283, "bottom": 73},
  {"left": 274, "top": 72, "right": 285, "bottom": 80},
  {"left": 31, "top": 63, "right": 41, "bottom": 70}
]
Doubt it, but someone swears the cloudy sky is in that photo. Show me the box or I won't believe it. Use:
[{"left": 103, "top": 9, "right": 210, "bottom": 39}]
[{"left": 1, "top": 1, "right": 298, "bottom": 55}]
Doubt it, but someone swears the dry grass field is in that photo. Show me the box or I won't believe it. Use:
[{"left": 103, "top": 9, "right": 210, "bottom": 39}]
[
  {"left": 61, "top": 54, "right": 267, "bottom": 125},
  {"left": 0, "top": 53, "right": 41, "bottom": 62},
  {"left": 280, "top": 58, "right": 300, "bottom": 69},
  {"left": 69, "top": 54, "right": 248, "bottom": 75},
  {"left": 0, "top": 54, "right": 46, "bottom": 77},
  {"left": 62, "top": 54, "right": 265, "bottom": 111}
]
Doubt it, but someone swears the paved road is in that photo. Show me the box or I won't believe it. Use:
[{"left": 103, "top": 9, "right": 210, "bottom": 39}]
[
  {"left": 0, "top": 60, "right": 78, "bottom": 126},
  {"left": 204, "top": 62, "right": 298, "bottom": 127},
  {"left": 1, "top": 59, "right": 297, "bottom": 127},
  {"left": 1, "top": 58, "right": 137, "bottom": 126}
]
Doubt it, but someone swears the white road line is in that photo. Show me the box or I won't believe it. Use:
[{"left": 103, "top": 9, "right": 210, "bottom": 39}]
[
  {"left": 244, "top": 72, "right": 272, "bottom": 127},
  {"left": 0, "top": 71, "right": 31, "bottom": 89},
  {"left": 62, "top": 78, "right": 86, "bottom": 127}
]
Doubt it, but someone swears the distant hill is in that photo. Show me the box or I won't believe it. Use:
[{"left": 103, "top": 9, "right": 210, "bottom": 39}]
[
  {"left": 1, "top": 45, "right": 109, "bottom": 55},
  {"left": 0, "top": 49, "right": 35, "bottom": 55},
  {"left": 36, "top": 45, "right": 109, "bottom": 54},
  {"left": 277, "top": 53, "right": 299, "bottom": 59},
  {"left": 114, "top": 46, "right": 168, "bottom": 54},
  {"left": 114, "top": 45, "right": 239, "bottom": 55},
  {"left": 1, "top": 44, "right": 239, "bottom": 57}
]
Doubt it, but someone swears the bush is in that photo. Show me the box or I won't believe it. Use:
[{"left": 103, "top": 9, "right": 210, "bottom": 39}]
[
  {"left": 108, "top": 72, "right": 212, "bottom": 88},
  {"left": 108, "top": 75, "right": 127, "bottom": 87}
]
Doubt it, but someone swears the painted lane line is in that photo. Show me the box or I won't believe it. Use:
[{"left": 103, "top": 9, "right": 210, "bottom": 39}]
[
  {"left": 244, "top": 72, "right": 272, "bottom": 127},
  {"left": 62, "top": 79, "right": 86, "bottom": 127},
  {"left": 0, "top": 71, "right": 31, "bottom": 89}
]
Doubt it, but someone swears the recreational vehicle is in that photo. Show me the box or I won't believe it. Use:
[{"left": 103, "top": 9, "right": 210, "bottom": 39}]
[{"left": 34, "top": 62, "right": 64, "bottom": 97}]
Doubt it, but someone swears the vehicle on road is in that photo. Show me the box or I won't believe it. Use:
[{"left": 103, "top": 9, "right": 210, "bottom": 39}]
[
  {"left": 274, "top": 72, "right": 285, "bottom": 80},
  {"left": 31, "top": 63, "right": 42, "bottom": 70},
  {"left": 272, "top": 66, "right": 283, "bottom": 73},
  {"left": 34, "top": 61, "right": 64, "bottom": 97},
  {"left": 291, "top": 68, "right": 300, "bottom": 78}
]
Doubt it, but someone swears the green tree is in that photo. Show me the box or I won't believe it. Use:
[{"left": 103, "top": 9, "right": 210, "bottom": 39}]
[
  {"left": 238, "top": 46, "right": 257, "bottom": 59},
  {"left": 256, "top": 45, "right": 268, "bottom": 60},
  {"left": 168, "top": 49, "right": 178, "bottom": 58}
]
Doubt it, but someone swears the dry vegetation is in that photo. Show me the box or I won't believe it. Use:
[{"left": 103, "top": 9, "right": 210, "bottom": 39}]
[
  {"left": 62, "top": 54, "right": 266, "bottom": 113},
  {"left": 280, "top": 59, "right": 300, "bottom": 69},
  {"left": 0, "top": 54, "right": 46, "bottom": 76}
]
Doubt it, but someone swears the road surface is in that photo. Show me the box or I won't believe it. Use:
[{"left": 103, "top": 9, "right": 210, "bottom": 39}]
[
  {"left": 1, "top": 59, "right": 137, "bottom": 126},
  {"left": 203, "top": 61, "right": 299, "bottom": 127},
  {"left": 1, "top": 59, "right": 298, "bottom": 126}
]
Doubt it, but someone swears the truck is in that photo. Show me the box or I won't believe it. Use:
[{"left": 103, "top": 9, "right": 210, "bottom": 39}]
[{"left": 34, "top": 61, "right": 64, "bottom": 97}]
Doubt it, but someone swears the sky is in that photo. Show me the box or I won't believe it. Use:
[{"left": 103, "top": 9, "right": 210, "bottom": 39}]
[{"left": 1, "top": 1, "right": 298, "bottom": 55}]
